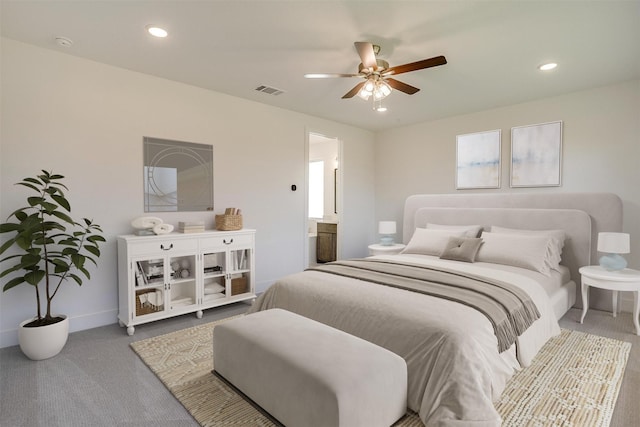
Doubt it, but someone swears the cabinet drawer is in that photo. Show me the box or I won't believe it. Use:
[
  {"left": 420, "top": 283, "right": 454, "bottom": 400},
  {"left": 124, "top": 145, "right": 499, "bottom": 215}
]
[
  {"left": 127, "top": 238, "right": 198, "bottom": 256},
  {"left": 317, "top": 222, "right": 337, "bottom": 234},
  {"left": 200, "top": 233, "right": 253, "bottom": 249}
]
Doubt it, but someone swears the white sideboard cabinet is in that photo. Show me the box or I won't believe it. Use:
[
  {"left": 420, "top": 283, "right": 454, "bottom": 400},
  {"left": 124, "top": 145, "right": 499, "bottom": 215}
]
[{"left": 117, "top": 229, "right": 255, "bottom": 335}]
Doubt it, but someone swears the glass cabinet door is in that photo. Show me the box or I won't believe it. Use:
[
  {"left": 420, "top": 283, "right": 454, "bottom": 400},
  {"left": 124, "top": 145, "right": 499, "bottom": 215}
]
[
  {"left": 229, "top": 248, "right": 251, "bottom": 296},
  {"left": 168, "top": 254, "right": 197, "bottom": 310},
  {"left": 202, "top": 250, "right": 227, "bottom": 304}
]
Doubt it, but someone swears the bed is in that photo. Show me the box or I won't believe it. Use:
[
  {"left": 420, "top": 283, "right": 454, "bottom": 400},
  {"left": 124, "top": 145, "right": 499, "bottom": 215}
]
[{"left": 248, "top": 193, "right": 623, "bottom": 426}]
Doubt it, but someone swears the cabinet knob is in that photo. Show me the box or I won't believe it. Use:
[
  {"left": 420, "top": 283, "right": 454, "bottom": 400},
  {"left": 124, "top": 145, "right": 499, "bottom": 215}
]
[
  {"left": 160, "top": 243, "right": 174, "bottom": 251},
  {"left": 223, "top": 238, "right": 234, "bottom": 245}
]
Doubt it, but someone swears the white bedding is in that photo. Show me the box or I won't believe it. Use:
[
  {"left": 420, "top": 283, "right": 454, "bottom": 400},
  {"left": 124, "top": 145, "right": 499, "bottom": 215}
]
[{"left": 248, "top": 254, "right": 561, "bottom": 426}]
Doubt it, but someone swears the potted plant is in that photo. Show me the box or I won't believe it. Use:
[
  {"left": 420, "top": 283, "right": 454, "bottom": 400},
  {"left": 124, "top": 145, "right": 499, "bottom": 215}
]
[{"left": 0, "top": 170, "right": 105, "bottom": 360}]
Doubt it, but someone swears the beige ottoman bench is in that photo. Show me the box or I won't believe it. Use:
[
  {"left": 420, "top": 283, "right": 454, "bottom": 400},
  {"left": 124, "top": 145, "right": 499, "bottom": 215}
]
[{"left": 213, "top": 308, "right": 407, "bottom": 427}]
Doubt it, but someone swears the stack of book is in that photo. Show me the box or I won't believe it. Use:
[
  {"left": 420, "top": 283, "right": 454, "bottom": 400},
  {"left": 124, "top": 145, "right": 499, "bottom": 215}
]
[{"left": 179, "top": 221, "right": 205, "bottom": 233}]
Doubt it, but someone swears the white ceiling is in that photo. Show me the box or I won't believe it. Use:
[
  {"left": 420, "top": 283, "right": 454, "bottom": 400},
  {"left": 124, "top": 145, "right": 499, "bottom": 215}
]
[{"left": 2, "top": 1, "right": 639, "bottom": 131}]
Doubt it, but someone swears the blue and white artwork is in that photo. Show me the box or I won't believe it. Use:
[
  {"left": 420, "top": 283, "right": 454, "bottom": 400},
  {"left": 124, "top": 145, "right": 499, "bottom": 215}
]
[
  {"left": 510, "top": 121, "right": 562, "bottom": 187},
  {"left": 456, "top": 129, "right": 501, "bottom": 189}
]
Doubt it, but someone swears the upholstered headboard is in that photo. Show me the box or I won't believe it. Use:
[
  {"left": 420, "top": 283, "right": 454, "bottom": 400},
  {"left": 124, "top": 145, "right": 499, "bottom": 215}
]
[{"left": 403, "top": 193, "right": 623, "bottom": 310}]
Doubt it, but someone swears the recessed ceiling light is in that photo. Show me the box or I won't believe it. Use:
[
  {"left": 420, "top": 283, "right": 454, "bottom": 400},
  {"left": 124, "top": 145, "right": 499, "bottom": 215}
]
[
  {"left": 538, "top": 62, "right": 558, "bottom": 71},
  {"left": 146, "top": 25, "right": 168, "bottom": 38},
  {"left": 376, "top": 106, "right": 388, "bottom": 112}
]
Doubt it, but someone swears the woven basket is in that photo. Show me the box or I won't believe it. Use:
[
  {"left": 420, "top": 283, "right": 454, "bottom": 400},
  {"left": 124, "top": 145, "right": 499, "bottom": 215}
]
[
  {"left": 135, "top": 288, "right": 163, "bottom": 316},
  {"left": 231, "top": 277, "right": 248, "bottom": 295},
  {"left": 215, "top": 214, "right": 243, "bottom": 231}
]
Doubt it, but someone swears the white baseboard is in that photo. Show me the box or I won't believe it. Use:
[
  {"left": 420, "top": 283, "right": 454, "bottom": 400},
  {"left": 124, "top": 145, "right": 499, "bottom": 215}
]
[{"left": 0, "top": 309, "right": 118, "bottom": 349}]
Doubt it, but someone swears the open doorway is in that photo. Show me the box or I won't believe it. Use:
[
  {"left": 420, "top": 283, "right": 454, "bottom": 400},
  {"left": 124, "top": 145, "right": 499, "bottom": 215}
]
[{"left": 306, "top": 132, "right": 341, "bottom": 268}]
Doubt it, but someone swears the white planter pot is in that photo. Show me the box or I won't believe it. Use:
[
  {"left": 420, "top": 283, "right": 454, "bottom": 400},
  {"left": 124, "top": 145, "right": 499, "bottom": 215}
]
[{"left": 18, "top": 315, "right": 69, "bottom": 360}]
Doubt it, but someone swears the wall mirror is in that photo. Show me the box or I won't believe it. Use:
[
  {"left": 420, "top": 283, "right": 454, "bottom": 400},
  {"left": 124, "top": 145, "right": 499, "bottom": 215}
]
[{"left": 143, "top": 136, "right": 213, "bottom": 212}]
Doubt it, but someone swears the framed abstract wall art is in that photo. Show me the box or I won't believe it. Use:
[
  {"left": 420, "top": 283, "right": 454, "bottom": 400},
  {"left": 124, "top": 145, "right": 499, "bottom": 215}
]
[
  {"left": 510, "top": 121, "right": 563, "bottom": 187},
  {"left": 456, "top": 129, "right": 501, "bottom": 189}
]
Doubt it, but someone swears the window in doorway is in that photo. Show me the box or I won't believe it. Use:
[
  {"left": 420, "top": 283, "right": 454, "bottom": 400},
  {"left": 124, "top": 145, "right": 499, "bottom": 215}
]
[{"left": 309, "top": 160, "right": 324, "bottom": 218}]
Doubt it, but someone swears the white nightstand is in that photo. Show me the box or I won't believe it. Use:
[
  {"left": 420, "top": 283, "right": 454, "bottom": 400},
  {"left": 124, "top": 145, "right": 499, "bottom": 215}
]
[
  {"left": 579, "top": 265, "right": 640, "bottom": 335},
  {"left": 368, "top": 243, "right": 406, "bottom": 256}
]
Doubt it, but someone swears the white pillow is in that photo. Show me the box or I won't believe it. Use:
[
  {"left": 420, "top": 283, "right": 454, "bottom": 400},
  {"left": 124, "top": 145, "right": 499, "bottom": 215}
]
[
  {"left": 476, "top": 232, "right": 556, "bottom": 276},
  {"left": 204, "top": 283, "right": 225, "bottom": 294},
  {"left": 426, "top": 223, "right": 483, "bottom": 238},
  {"left": 490, "top": 226, "right": 565, "bottom": 271},
  {"left": 402, "top": 228, "right": 466, "bottom": 256}
]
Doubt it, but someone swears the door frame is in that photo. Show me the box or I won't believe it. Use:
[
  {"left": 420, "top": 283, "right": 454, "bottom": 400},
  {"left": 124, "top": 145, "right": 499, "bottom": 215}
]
[{"left": 304, "top": 129, "right": 343, "bottom": 269}]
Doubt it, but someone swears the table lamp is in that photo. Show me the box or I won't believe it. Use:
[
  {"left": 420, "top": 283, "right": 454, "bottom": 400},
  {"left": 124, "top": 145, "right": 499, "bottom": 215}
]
[
  {"left": 378, "top": 221, "right": 396, "bottom": 246},
  {"left": 597, "top": 232, "right": 630, "bottom": 271}
]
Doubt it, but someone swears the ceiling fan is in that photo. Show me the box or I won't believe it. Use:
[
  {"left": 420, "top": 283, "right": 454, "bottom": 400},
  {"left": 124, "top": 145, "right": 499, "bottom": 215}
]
[{"left": 304, "top": 42, "right": 447, "bottom": 106}]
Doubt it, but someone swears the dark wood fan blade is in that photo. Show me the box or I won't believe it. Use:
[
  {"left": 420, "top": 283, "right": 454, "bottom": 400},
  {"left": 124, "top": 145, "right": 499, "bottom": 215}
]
[
  {"left": 386, "top": 78, "right": 420, "bottom": 95},
  {"left": 342, "top": 81, "right": 366, "bottom": 99},
  {"left": 354, "top": 42, "right": 377, "bottom": 70},
  {"left": 304, "top": 73, "right": 361, "bottom": 78},
  {"left": 385, "top": 55, "right": 447, "bottom": 75}
]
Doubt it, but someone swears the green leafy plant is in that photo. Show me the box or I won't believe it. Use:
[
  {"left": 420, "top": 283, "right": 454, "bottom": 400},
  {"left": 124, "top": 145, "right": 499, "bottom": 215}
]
[{"left": 0, "top": 171, "right": 106, "bottom": 327}]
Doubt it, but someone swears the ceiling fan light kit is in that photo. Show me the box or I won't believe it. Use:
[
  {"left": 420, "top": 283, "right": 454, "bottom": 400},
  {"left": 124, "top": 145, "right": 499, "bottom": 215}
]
[
  {"left": 305, "top": 41, "right": 447, "bottom": 112},
  {"left": 358, "top": 78, "right": 391, "bottom": 100}
]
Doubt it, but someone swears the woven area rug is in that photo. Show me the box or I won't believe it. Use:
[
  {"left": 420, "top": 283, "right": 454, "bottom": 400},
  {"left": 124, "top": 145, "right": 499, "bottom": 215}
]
[{"left": 131, "top": 317, "right": 631, "bottom": 427}]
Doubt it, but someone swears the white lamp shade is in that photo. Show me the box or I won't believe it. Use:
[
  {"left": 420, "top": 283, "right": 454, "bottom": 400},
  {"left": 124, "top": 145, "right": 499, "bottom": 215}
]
[
  {"left": 378, "top": 221, "right": 396, "bottom": 235},
  {"left": 597, "top": 232, "right": 630, "bottom": 254}
]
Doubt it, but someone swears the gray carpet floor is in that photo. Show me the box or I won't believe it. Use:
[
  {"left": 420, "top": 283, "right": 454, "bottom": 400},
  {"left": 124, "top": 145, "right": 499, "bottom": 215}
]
[{"left": 1, "top": 304, "right": 638, "bottom": 427}]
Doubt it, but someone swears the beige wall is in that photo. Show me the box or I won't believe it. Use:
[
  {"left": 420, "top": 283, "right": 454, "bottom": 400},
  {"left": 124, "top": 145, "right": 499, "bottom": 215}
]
[{"left": 0, "top": 39, "right": 375, "bottom": 347}]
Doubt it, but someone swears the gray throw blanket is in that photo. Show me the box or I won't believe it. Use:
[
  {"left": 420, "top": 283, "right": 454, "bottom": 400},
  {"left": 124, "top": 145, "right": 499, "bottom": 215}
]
[{"left": 308, "top": 258, "right": 540, "bottom": 353}]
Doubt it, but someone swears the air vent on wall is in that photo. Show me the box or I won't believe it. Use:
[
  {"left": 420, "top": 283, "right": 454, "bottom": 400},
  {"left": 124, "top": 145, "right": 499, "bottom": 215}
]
[{"left": 255, "top": 85, "right": 285, "bottom": 96}]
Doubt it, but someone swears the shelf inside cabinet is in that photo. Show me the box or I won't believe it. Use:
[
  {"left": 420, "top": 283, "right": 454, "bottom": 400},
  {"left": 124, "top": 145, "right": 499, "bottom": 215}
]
[
  {"left": 203, "top": 252, "right": 225, "bottom": 274},
  {"left": 170, "top": 280, "right": 197, "bottom": 310},
  {"left": 170, "top": 297, "right": 195, "bottom": 308},
  {"left": 169, "top": 255, "right": 196, "bottom": 282},
  {"left": 138, "top": 277, "right": 164, "bottom": 289},
  {"left": 135, "top": 259, "right": 165, "bottom": 287},
  {"left": 135, "top": 288, "right": 164, "bottom": 316},
  {"left": 170, "top": 277, "right": 196, "bottom": 285},
  {"left": 203, "top": 272, "right": 225, "bottom": 279}
]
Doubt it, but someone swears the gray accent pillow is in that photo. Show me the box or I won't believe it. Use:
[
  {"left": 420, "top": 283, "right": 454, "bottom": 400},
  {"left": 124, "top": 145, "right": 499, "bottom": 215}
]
[{"left": 439, "top": 237, "right": 483, "bottom": 263}]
